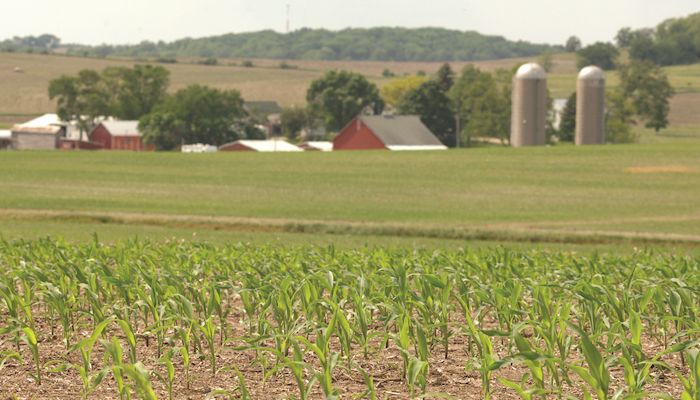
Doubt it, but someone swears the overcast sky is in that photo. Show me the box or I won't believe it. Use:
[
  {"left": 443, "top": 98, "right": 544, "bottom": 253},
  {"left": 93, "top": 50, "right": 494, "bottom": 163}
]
[{"left": 2, "top": 1, "right": 698, "bottom": 46}]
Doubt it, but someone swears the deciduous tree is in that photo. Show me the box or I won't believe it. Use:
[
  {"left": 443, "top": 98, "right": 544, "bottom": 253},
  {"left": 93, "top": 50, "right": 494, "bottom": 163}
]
[
  {"left": 306, "top": 71, "right": 384, "bottom": 132},
  {"left": 618, "top": 60, "right": 674, "bottom": 132}
]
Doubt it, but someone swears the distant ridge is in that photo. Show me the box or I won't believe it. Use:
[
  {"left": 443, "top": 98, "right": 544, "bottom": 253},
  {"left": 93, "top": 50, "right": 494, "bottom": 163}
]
[{"left": 57, "top": 27, "right": 559, "bottom": 62}]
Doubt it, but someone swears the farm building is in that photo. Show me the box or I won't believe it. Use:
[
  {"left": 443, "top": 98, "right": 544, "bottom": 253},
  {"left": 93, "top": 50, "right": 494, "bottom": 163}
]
[
  {"left": 0, "top": 130, "right": 11, "bottom": 149},
  {"left": 298, "top": 141, "right": 333, "bottom": 152},
  {"left": 10, "top": 114, "right": 64, "bottom": 150},
  {"left": 333, "top": 115, "right": 448, "bottom": 151},
  {"left": 181, "top": 144, "right": 218, "bottom": 153},
  {"left": 245, "top": 101, "right": 283, "bottom": 137},
  {"left": 219, "top": 140, "right": 302, "bottom": 152},
  {"left": 90, "top": 121, "right": 149, "bottom": 151}
]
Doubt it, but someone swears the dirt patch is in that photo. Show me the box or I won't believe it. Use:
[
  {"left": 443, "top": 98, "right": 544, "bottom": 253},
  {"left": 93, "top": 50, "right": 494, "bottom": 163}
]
[{"left": 625, "top": 166, "right": 698, "bottom": 174}]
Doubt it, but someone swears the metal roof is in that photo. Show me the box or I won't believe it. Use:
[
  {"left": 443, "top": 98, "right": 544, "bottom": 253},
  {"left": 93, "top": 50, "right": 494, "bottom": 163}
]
[
  {"left": 0, "top": 130, "right": 11, "bottom": 139},
  {"left": 222, "top": 140, "right": 303, "bottom": 152},
  {"left": 515, "top": 63, "right": 546, "bottom": 80},
  {"left": 11, "top": 113, "right": 62, "bottom": 134},
  {"left": 359, "top": 115, "right": 447, "bottom": 148},
  {"left": 100, "top": 121, "right": 141, "bottom": 137},
  {"left": 578, "top": 66, "right": 605, "bottom": 81},
  {"left": 299, "top": 141, "right": 333, "bottom": 151}
]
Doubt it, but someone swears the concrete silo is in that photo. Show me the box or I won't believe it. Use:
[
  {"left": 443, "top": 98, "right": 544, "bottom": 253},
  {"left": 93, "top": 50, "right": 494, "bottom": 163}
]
[
  {"left": 510, "top": 63, "right": 547, "bottom": 147},
  {"left": 575, "top": 66, "right": 606, "bottom": 145}
]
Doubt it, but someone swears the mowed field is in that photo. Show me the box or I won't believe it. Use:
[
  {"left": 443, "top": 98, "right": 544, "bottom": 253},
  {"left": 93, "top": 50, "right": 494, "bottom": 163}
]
[
  {"left": 1, "top": 144, "right": 700, "bottom": 250},
  {"left": 1, "top": 51, "right": 700, "bottom": 141}
]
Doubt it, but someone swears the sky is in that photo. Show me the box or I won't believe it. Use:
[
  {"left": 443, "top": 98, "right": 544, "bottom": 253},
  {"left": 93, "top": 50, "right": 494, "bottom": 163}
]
[{"left": 2, "top": 0, "right": 698, "bottom": 46}]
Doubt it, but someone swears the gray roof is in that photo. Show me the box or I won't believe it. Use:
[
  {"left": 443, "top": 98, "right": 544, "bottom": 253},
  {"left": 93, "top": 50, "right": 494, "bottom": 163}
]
[
  {"left": 245, "top": 101, "right": 283, "bottom": 115},
  {"left": 101, "top": 121, "right": 140, "bottom": 137},
  {"left": 359, "top": 115, "right": 445, "bottom": 146}
]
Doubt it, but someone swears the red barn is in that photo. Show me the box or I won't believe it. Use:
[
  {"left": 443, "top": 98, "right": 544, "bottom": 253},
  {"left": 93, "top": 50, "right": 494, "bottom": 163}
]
[
  {"left": 333, "top": 115, "right": 447, "bottom": 151},
  {"left": 90, "top": 121, "right": 149, "bottom": 151}
]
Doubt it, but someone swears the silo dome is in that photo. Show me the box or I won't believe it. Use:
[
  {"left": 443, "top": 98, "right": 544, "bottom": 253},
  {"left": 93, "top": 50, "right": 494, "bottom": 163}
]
[
  {"left": 515, "top": 63, "right": 547, "bottom": 80},
  {"left": 575, "top": 65, "right": 606, "bottom": 145},
  {"left": 510, "top": 63, "right": 547, "bottom": 147}
]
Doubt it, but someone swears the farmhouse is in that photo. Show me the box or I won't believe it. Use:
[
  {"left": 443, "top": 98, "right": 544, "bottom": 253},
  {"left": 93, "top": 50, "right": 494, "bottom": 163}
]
[
  {"left": 90, "top": 121, "right": 148, "bottom": 151},
  {"left": 219, "top": 139, "right": 302, "bottom": 152},
  {"left": 10, "top": 114, "right": 63, "bottom": 150},
  {"left": 298, "top": 141, "right": 333, "bottom": 152},
  {"left": 333, "top": 115, "right": 447, "bottom": 151}
]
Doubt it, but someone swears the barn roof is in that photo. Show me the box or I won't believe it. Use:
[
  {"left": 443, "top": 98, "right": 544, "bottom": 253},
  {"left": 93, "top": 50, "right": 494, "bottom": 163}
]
[
  {"left": 0, "top": 130, "right": 11, "bottom": 139},
  {"left": 359, "top": 115, "right": 447, "bottom": 149},
  {"left": 11, "top": 114, "right": 63, "bottom": 134},
  {"left": 101, "top": 121, "right": 141, "bottom": 137},
  {"left": 299, "top": 141, "right": 333, "bottom": 152},
  {"left": 220, "top": 140, "right": 303, "bottom": 152}
]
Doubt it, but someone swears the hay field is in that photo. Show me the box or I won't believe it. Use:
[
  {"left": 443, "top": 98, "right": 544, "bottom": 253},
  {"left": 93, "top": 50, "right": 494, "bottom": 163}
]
[{"left": 1, "top": 144, "right": 700, "bottom": 249}]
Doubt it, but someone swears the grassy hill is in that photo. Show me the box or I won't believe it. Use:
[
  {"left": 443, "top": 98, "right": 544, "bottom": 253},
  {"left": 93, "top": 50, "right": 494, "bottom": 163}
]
[{"left": 1, "top": 144, "right": 700, "bottom": 250}]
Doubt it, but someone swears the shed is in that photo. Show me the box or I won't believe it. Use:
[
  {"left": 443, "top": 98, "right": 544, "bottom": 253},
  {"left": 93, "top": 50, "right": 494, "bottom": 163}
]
[
  {"left": 90, "top": 121, "right": 148, "bottom": 151},
  {"left": 0, "top": 130, "right": 11, "bottom": 150},
  {"left": 298, "top": 141, "right": 333, "bottom": 152},
  {"left": 10, "top": 114, "right": 64, "bottom": 150},
  {"left": 219, "top": 140, "right": 302, "bottom": 152},
  {"left": 182, "top": 144, "right": 218, "bottom": 153},
  {"left": 333, "top": 115, "right": 447, "bottom": 151}
]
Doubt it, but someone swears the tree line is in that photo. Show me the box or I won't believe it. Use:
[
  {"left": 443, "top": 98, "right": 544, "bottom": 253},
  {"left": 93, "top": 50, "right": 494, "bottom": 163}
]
[{"left": 8, "top": 28, "right": 557, "bottom": 62}]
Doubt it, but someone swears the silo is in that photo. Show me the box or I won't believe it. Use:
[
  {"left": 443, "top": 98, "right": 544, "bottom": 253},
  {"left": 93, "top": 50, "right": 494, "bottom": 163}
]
[
  {"left": 575, "top": 66, "right": 606, "bottom": 145},
  {"left": 510, "top": 63, "right": 547, "bottom": 147}
]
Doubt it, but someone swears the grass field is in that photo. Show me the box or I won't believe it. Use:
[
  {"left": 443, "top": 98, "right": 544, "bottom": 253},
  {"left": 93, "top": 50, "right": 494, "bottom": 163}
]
[{"left": 1, "top": 144, "right": 699, "bottom": 250}]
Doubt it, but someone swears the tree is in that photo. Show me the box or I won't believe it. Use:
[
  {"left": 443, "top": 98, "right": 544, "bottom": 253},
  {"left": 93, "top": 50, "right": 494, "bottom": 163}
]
[
  {"left": 435, "top": 63, "right": 455, "bottom": 91},
  {"left": 615, "top": 27, "right": 633, "bottom": 48},
  {"left": 449, "top": 65, "right": 510, "bottom": 144},
  {"left": 558, "top": 92, "right": 577, "bottom": 142},
  {"left": 605, "top": 88, "right": 637, "bottom": 143},
  {"left": 101, "top": 65, "right": 170, "bottom": 120},
  {"left": 398, "top": 80, "right": 456, "bottom": 147},
  {"left": 565, "top": 36, "right": 582, "bottom": 52},
  {"left": 306, "top": 70, "right": 384, "bottom": 131},
  {"left": 48, "top": 65, "right": 171, "bottom": 133},
  {"left": 48, "top": 69, "right": 111, "bottom": 134},
  {"left": 380, "top": 75, "right": 429, "bottom": 107},
  {"left": 281, "top": 106, "right": 313, "bottom": 139},
  {"left": 576, "top": 42, "right": 619, "bottom": 70},
  {"left": 139, "top": 85, "right": 248, "bottom": 150},
  {"left": 537, "top": 52, "right": 555, "bottom": 72},
  {"left": 617, "top": 60, "right": 674, "bottom": 132}
]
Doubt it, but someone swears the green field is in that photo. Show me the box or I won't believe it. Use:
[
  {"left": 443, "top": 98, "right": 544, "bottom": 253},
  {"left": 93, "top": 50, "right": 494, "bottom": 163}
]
[
  {"left": 0, "top": 241, "right": 698, "bottom": 399},
  {"left": 1, "top": 144, "right": 699, "bottom": 251}
]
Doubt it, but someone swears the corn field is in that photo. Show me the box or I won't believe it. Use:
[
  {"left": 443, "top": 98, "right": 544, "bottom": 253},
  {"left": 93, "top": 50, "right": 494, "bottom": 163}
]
[{"left": 0, "top": 239, "right": 698, "bottom": 399}]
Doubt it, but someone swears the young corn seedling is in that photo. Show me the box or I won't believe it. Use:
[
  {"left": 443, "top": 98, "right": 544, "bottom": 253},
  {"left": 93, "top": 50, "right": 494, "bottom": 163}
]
[
  {"left": 21, "top": 326, "right": 42, "bottom": 385},
  {"left": 101, "top": 337, "right": 129, "bottom": 400},
  {"left": 199, "top": 316, "right": 218, "bottom": 376},
  {"left": 71, "top": 318, "right": 113, "bottom": 399},
  {"left": 155, "top": 348, "right": 176, "bottom": 400},
  {"left": 568, "top": 323, "right": 610, "bottom": 400},
  {"left": 122, "top": 362, "right": 158, "bottom": 400}
]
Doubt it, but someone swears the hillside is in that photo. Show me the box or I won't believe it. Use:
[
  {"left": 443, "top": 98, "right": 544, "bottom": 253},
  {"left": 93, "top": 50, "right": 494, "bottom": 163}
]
[{"left": 51, "top": 27, "right": 561, "bottom": 62}]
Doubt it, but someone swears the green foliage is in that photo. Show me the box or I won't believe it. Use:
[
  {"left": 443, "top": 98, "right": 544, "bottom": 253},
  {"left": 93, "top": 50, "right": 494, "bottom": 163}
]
[
  {"left": 0, "top": 34, "right": 60, "bottom": 53},
  {"left": 280, "top": 106, "right": 312, "bottom": 139},
  {"left": 398, "top": 80, "right": 455, "bottom": 147},
  {"left": 306, "top": 70, "right": 384, "bottom": 132},
  {"left": 0, "top": 240, "right": 699, "bottom": 398},
  {"left": 565, "top": 36, "right": 582, "bottom": 52},
  {"left": 139, "top": 84, "right": 248, "bottom": 149},
  {"left": 558, "top": 92, "right": 577, "bottom": 142},
  {"left": 576, "top": 42, "right": 619, "bottom": 70},
  {"left": 605, "top": 88, "right": 637, "bottom": 143},
  {"left": 618, "top": 60, "right": 675, "bottom": 132},
  {"left": 623, "top": 13, "right": 700, "bottom": 66},
  {"left": 381, "top": 75, "right": 428, "bottom": 106},
  {"left": 60, "top": 28, "right": 559, "bottom": 62},
  {"left": 450, "top": 65, "right": 511, "bottom": 144},
  {"left": 48, "top": 65, "right": 170, "bottom": 129}
]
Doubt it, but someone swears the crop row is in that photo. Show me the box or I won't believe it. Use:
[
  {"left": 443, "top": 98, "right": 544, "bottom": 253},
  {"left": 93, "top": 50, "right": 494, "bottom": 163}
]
[{"left": 0, "top": 239, "right": 698, "bottom": 399}]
